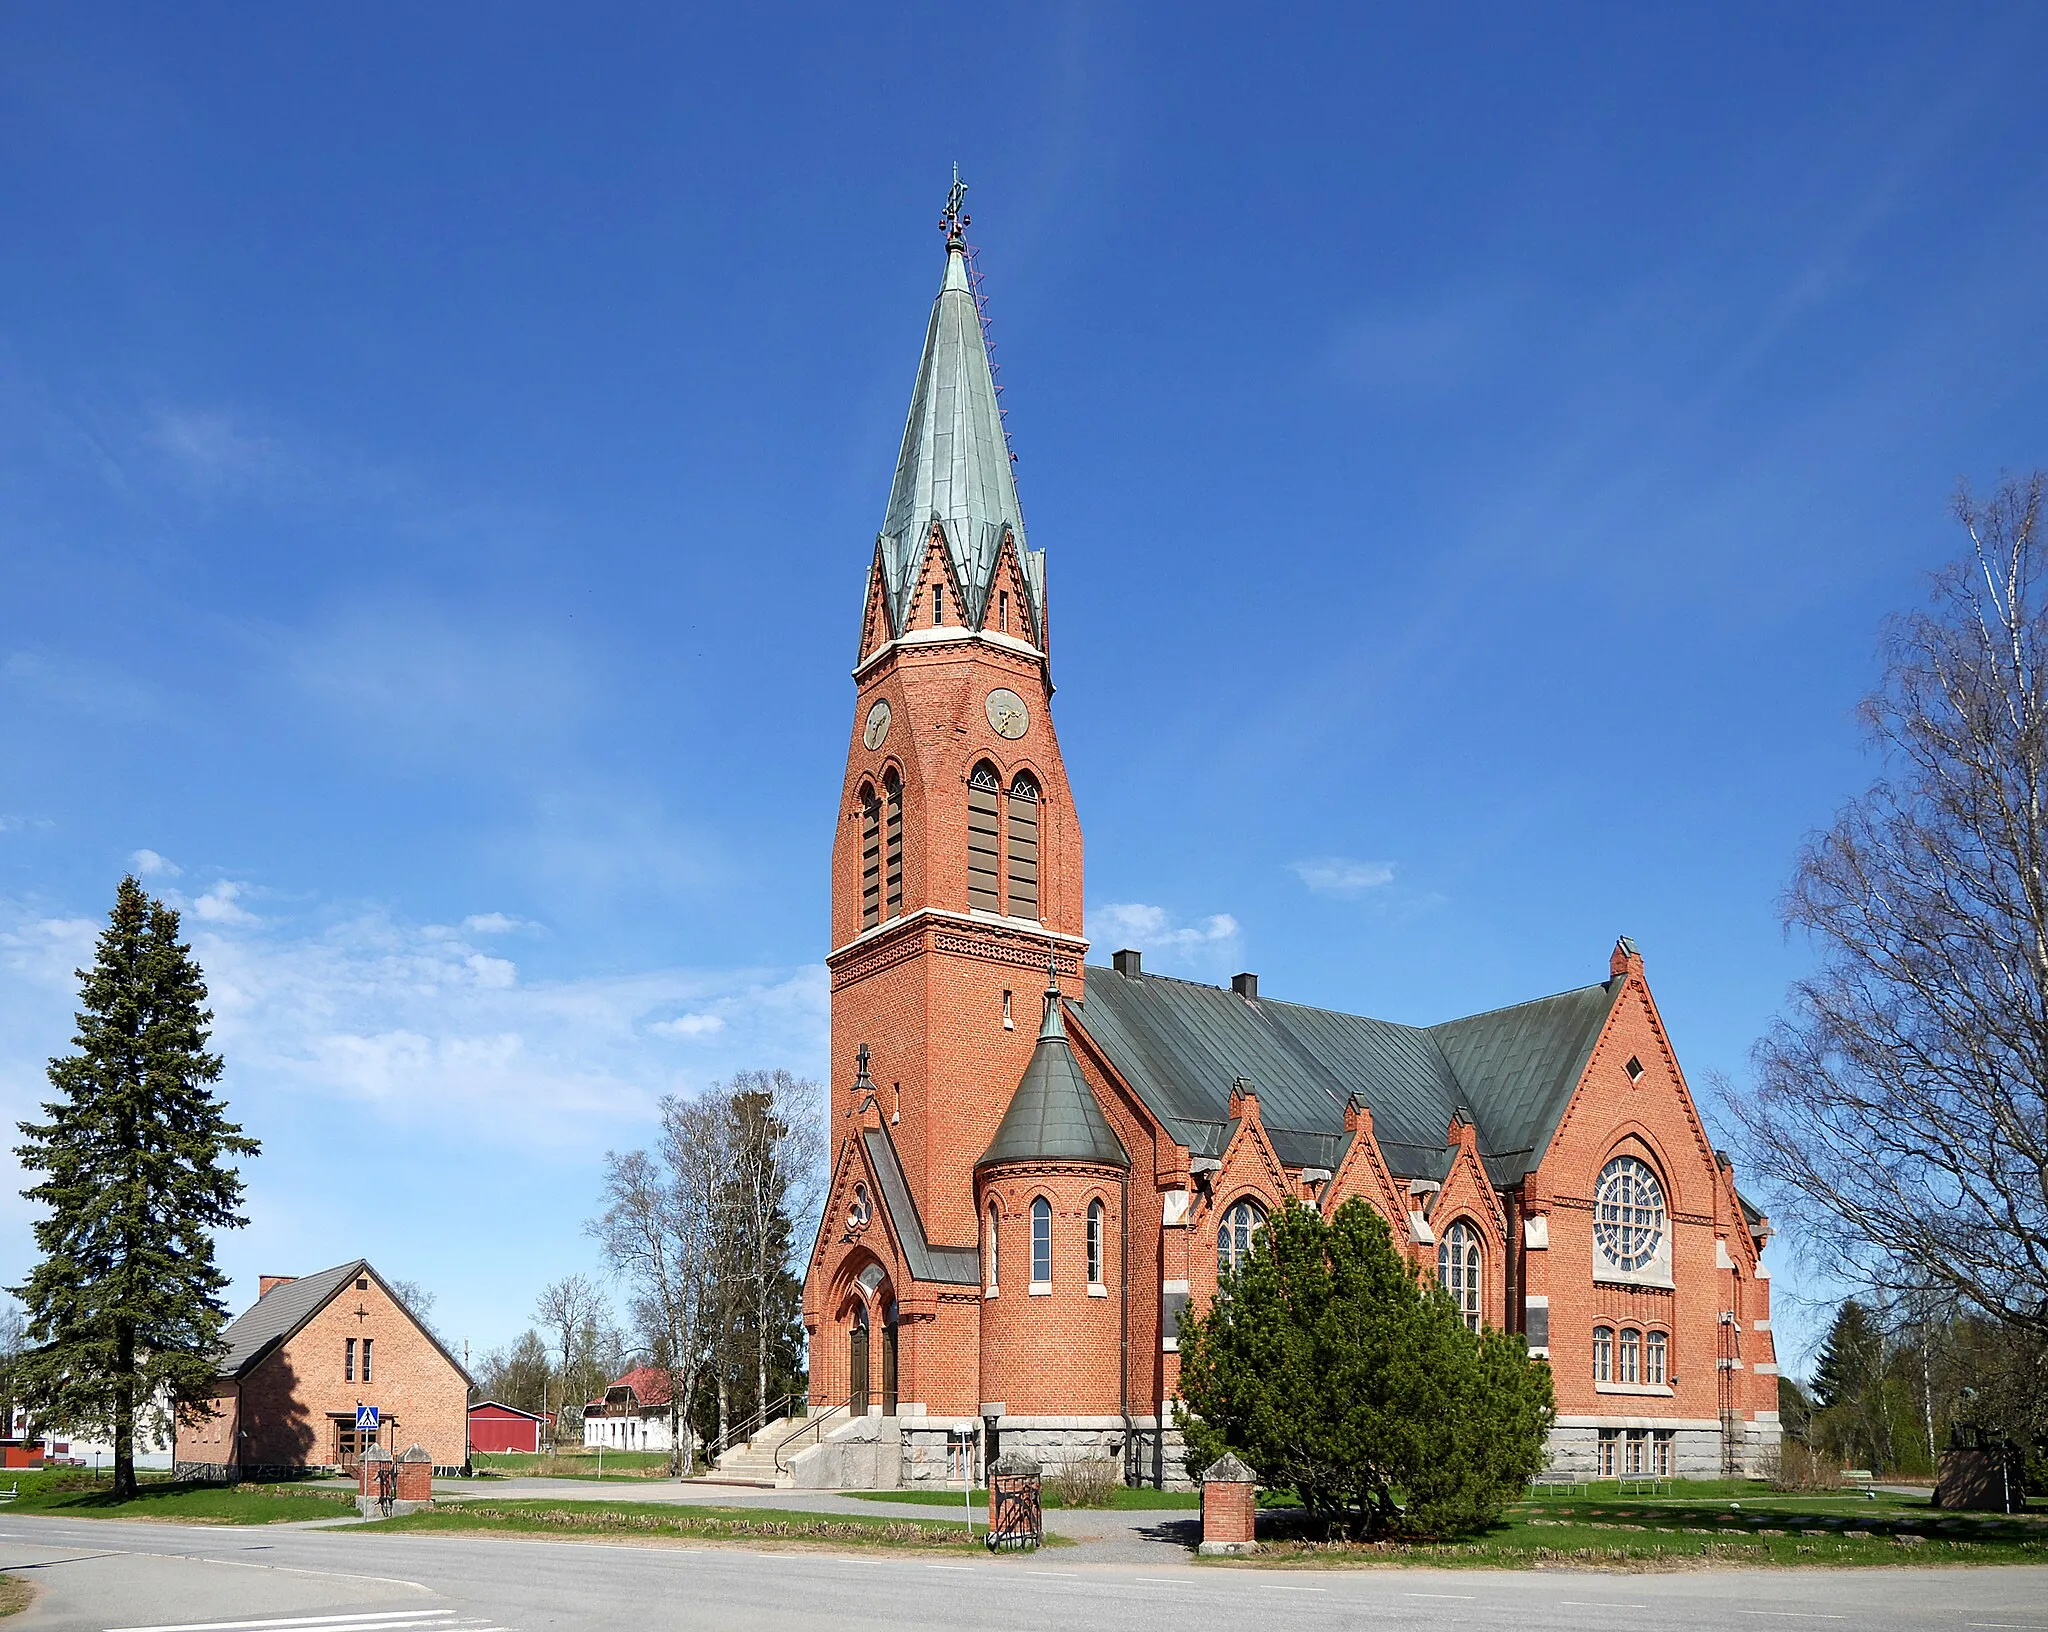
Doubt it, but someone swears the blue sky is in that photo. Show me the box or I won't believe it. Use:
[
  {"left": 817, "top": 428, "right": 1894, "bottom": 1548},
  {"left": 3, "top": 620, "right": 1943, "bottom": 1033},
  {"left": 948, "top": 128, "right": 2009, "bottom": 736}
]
[{"left": 3, "top": 4, "right": 2044, "bottom": 1376}]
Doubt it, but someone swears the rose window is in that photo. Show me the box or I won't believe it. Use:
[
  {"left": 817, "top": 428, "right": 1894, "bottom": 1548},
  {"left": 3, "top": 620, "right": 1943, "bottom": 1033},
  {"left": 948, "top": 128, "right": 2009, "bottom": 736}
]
[{"left": 1593, "top": 1156, "right": 1664, "bottom": 1271}]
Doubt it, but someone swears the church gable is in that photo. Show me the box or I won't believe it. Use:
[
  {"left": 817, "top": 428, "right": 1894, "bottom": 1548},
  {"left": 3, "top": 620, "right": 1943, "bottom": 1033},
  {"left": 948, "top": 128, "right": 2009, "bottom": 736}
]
[
  {"left": 1319, "top": 1099, "right": 1406, "bottom": 1231},
  {"left": 904, "top": 525, "right": 971, "bottom": 633},
  {"left": 974, "top": 532, "right": 1042, "bottom": 647},
  {"left": 857, "top": 546, "right": 897, "bottom": 662}
]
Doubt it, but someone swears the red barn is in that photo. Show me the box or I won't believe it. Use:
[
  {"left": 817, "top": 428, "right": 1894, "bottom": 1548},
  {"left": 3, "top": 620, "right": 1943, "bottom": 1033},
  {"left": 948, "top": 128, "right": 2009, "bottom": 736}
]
[{"left": 467, "top": 1400, "right": 546, "bottom": 1455}]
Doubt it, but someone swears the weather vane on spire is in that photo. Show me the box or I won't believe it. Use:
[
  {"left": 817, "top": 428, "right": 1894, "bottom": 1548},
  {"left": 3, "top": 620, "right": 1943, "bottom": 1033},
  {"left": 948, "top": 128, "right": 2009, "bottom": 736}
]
[{"left": 941, "top": 163, "right": 969, "bottom": 241}]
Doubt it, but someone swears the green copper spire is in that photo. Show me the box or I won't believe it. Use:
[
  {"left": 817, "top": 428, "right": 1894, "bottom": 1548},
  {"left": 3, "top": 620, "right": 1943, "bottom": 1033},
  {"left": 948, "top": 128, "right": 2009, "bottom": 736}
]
[
  {"left": 979, "top": 973, "right": 1128, "bottom": 1170},
  {"left": 876, "top": 180, "right": 1043, "bottom": 642}
]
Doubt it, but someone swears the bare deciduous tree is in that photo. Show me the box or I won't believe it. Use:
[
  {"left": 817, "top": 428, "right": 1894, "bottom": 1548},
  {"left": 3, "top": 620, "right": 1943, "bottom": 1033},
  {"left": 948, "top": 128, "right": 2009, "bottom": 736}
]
[
  {"left": 1736, "top": 474, "right": 2048, "bottom": 1335},
  {"left": 587, "top": 1095, "right": 729, "bottom": 1475},
  {"left": 533, "top": 1274, "right": 612, "bottom": 1447}
]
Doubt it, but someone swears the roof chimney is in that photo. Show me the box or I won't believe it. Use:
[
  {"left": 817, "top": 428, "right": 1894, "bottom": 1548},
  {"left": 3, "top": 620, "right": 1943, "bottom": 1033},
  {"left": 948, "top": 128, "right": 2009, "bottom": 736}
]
[
  {"left": 258, "top": 1275, "right": 296, "bottom": 1300},
  {"left": 1231, "top": 971, "right": 1258, "bottom": 1000},
  {"left": 1112, "top": 948, "right": 1142, "bottom": 978}
]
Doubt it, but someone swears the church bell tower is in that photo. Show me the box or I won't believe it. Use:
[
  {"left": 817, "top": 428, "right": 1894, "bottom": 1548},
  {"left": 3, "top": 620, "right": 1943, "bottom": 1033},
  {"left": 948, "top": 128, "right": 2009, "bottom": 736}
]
[{"left": 824, "top": 185, "right": 1087, "bottom": 1252}]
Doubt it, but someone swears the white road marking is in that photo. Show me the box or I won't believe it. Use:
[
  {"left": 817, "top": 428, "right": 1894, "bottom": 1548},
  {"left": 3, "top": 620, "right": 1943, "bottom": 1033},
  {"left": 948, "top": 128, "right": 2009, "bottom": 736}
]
[
  {"left": 110, "top": 1616, "right": 457, "bottom": 1632},
  {"left": 1968, "top": 1625, "right": 2048, "bottom": 1629},
  {"left": 1561, "top": 1604, "right": 1651, "bottom": 1611},
  {"left": 1733, "top": 1615, "right": 1845, "bottom": 1621},
  {"left": 1405, "top": 1593, "right": 1476, "bottom": 1600},
  {"left": 924, "top": 1564, "right": 976, "bottom": 1572},
  {"left": 1261, "top": 1585, "right": 1326, "bottom": 1592},
  {"left": 1131, "top": 1578, "right": 1189, "bottom": 1586}
]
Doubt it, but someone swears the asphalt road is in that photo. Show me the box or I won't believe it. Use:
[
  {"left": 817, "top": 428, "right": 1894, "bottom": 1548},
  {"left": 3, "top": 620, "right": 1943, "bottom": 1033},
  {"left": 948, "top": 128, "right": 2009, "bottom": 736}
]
[{"left": 3, "top": 1512, "right": 2048, "bottom": 1632}]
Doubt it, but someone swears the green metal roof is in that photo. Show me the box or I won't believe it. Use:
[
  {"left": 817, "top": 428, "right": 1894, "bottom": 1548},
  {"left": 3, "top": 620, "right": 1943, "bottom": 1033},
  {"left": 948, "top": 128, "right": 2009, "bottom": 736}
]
[
  {"left": 980, "top": 986, "right": 1131, "bottom": 1169},
  {"left": 877, "top": 234, "right": 1044, "bottom": 639},
  {"left": 1067, "top": 964, "right": 1621, "bottom": 1184}
]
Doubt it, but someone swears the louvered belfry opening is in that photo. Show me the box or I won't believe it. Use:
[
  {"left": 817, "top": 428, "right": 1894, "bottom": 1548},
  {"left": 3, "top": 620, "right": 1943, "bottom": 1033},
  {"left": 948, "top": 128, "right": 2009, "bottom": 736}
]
[
  {"left": 883, "top": 769, "right": 904, "bottom": 917},
  {"left": 968, "top": 763, "right": 1003, "bottom": 912},
  {"left": 1006, "top": 772, "right": 1040, "bottom": 918},
  {"left": 859, "top": 783, "right": 882, "bottom": 929}
]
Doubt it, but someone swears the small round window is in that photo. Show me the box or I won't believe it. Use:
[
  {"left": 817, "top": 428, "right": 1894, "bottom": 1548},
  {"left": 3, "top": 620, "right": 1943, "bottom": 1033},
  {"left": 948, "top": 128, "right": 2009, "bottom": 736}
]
[{"left": 1594, "top": 1156, "right": 1665, "bottom": 1271}]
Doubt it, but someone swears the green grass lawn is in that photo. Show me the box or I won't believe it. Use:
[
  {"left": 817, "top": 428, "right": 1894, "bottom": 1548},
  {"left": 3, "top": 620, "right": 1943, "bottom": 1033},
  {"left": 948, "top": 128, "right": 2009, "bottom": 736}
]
[
  {"left": 469, "top": 1451, "right": 678, "bottom": 1480},
  {"left": 1226, "top": 1483, "right": 2048, "bottom": 1569},
  {"left": 857, "top": 1485, "right": 1203, "bottom": 1511},
  {"left": 360, "top": 1497, "right": 1060, "bottom": 1549},
  {"left": 1, "top": 1469, "right": 357, "bottom": 1525}
]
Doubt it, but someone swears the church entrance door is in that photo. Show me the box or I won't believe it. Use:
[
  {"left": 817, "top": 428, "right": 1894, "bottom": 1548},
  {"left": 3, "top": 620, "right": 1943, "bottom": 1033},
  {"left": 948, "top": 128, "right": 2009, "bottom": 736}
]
[
  {"left": 881, "top": 1314, "right": 899, "bottom": 1416},
  {"left": 849, "top": 1305, "right": 870, "bottom": 1415}
]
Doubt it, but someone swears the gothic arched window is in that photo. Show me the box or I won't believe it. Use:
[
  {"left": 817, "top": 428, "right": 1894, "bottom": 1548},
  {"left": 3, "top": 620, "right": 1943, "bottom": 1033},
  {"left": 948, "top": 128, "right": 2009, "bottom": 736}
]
[
  {"left": 859, "top": 783, "right": 881, "bottom": 930},
  {"left": 985, "top": 1203, "right": 1000, "bottom": 1293},
  {"left": 1086, "top": 1198, "right": 1105, "bottom": 1286},
  {"left": 967, "top": 763, "right": 1002, "bottom": 913},
  {"left": 1438, "top": 1219, "right": 1482, "bottom": 1331},
  {"left": 883, "top": 768, "right": 904, "bottom": 917},
  {"left": 1030, "top": 1196, "right": 1052, "bottom": 1285},
  {"left": 1007, "top": 773, "right": 1040, "bottom": 919},
  {"left": 1216, "top": 1199, "right": 1265, "bottom": 1278}
]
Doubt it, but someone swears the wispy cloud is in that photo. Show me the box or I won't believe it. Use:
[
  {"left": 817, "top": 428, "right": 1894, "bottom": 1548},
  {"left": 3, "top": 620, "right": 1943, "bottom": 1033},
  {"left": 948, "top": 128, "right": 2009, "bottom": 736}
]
[
  {"left": 144, "top": 408, "right": 279, "bottom": 492},
  {"left": 1089, "top": 902, "right": 1241, "bottom": 973},
  {"left": 130, "top": 848, "right": 181, "bottom": 877},
  {"left": 0, "top": 885, "right": 829, "bottom": 1156},
  {"left": 1290, "top": 857, "right": 1396, "bottom": 896}
]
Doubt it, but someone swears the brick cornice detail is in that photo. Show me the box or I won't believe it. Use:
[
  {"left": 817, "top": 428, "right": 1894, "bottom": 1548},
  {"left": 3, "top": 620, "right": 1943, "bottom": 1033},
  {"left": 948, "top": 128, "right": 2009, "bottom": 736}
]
[{"left": 932, "top": 931, "right": 1081, "bottom": 978}]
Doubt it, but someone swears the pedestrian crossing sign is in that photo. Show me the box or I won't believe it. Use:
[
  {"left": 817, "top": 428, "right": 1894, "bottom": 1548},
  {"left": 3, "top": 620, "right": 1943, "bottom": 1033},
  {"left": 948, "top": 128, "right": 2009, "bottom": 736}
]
[{"left": 356, "top": 1405, "right": 379, "bottom": 1431}]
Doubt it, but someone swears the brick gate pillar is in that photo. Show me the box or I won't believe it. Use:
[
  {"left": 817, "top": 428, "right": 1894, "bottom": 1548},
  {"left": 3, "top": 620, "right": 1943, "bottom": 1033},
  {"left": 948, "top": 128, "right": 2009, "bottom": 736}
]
[
  {"left": 396, "top": 1444, "right": 434, "bottom": 1505},
  {"left": 1198, "top": 1452, "right": 1258, "bottom": 1556}
]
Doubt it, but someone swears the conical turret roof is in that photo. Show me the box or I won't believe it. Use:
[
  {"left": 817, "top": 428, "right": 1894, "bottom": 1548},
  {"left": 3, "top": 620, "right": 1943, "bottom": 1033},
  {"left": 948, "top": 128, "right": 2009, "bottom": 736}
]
[
  {"left": 979, "top": 980, "right": 1129, "bottom": 1170},
  {"left": 877, "top": 221, "right": 1042, "bottom": 639}
]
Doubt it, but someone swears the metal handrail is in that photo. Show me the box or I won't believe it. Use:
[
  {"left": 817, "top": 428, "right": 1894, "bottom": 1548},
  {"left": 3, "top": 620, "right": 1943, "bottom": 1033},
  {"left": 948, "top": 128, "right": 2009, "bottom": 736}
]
[
  {"left": 774, "top": 1401, "right": 848, "bottom": 1476},
  {"left": 707, "top": 1391, "right": 800, "bottom": 1463}
]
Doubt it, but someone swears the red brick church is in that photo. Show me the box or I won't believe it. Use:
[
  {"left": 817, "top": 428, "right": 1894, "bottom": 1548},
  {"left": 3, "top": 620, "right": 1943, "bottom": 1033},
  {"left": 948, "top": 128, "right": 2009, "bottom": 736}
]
[{"left": 800, "top": 201, "right": 1781, "bottom": 1487}]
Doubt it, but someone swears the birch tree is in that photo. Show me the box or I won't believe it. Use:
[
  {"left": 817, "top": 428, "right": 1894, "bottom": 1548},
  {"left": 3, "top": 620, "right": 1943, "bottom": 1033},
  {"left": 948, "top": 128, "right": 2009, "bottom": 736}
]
[{"left": 1737, "top": 475, "right": 2048, "bottom": 1335}]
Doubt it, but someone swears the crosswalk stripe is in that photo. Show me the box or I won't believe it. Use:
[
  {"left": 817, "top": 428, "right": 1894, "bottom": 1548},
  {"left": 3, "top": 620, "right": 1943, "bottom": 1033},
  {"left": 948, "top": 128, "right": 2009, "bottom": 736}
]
[{"left": 108, "top": 1612, "right": 459, "bottom": 1632}]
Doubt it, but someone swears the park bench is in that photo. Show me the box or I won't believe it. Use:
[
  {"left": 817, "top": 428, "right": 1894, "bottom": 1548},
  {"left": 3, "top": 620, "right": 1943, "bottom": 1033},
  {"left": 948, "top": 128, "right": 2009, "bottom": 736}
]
[
  {"left": 1617, "top": 1476, "right": 1673, "bottom": 1496},
  {"left": 1529, "top": 1473, "right": 1586, "bottom": 1496},
  {"left": 0, "top": 1482, "right": 16, "bottom": 1503}
]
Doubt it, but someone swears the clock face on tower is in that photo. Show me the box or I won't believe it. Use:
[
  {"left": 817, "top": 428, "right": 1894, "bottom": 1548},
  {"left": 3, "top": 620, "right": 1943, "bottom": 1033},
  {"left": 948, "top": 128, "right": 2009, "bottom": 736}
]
[
  {"left": 985, "top": 688, "right": 1030, "bottom": 740},
  {"left": 863, "top": 699, "right": 891, "bottom": 750}
]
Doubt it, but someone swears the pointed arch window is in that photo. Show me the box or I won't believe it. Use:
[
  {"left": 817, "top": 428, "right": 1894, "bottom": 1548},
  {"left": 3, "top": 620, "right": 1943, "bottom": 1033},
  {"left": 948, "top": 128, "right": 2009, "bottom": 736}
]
[
  {"left": 1217, "top": 1199, "right": 1265, "bottom": 1277},
  {"left": 967, "top": 763, "right": 1002, "bottom": 913},
  {"left": 985, "top": 1203, "right": 1000, "bottom": 1294},
  {"left": 1030, "top": 1196, "right": 1052, "bottom": 1286},
  {"left": 1006, "top": 773, "right": 1040, "bottom": 919},
  {"left": 1438, "top": 1219, "right": 1482, "bottom": 1331},
  {"left": 859, "top": 783, "right": 881, "bottom": 930},
  {"left": 883, "top": 768, "right": 903, "bottom": 917},
  {"left": 1086, "top": 1198, "right": 1105, "bottom": 1286}
]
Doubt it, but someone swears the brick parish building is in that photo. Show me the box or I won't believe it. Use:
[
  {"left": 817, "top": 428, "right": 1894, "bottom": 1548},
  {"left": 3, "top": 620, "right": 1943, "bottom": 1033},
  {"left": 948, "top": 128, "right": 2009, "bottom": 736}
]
[
  {"left": 799, "top": 200, "right": 1781, "bottom": 1486},
  {"left": 176, "top": 1260, "right": 471, "bottom": 1478}
]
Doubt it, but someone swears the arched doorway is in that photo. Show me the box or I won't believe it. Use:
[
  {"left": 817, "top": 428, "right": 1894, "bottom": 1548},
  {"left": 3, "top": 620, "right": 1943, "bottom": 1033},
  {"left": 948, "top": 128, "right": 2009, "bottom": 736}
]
[{"left": 849, "top": 1304, "right": 870, "bottom": 1416}]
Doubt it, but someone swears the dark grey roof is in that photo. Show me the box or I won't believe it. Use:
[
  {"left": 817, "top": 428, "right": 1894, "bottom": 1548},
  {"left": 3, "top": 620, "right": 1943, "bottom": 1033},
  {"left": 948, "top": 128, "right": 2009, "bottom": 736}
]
[
  {"left": 979, "top": 989, "right": 1130, "bottom": 1170},
  {"left": 211, "top": 1259, "right": 474, "bottom": 1384},
  {"left": 862, "top": 1126, "right": 981, "bottom": 1285},
  {"left": 1067, "top": 964, "right": 1622, "bottom": 1186},
  {"left": 214, "top": 1261, "right": 366, "bottom": 1378}
]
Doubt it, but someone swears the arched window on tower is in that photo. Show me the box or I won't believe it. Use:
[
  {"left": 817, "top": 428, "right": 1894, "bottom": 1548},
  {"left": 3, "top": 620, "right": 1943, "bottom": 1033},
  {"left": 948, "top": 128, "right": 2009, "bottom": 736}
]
[
  {"left": 1030, "top": 1196, "right": 1052, "bottom": 1286},
  {"left": 1438, "top": 1219, "right": 1482, "bottom": 1331},
  {"left": 1007, "top": 772, "right": 1040, "bottom": 919},
  {"left": 1086, "top": 1198, "right": 1105, "bottom": 1286},
  {"left": 985, "top": 1203, "right": 1000, "bottom": 1294},
  {"left": 967, "top": 763, "right": 1002, "bottom": 913},
  {"left": 883, "top": 768, "right": 903, "bottom": 917},
  {"left": 858, "top": 783, "right": 881, "bottom": 930}
]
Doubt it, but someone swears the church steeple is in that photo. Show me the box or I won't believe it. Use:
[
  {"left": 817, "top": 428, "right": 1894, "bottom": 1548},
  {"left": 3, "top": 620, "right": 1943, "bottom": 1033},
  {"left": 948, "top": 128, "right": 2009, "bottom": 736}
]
[{"left": 875, "top": 180, "right": 1043, "bottom": 643}]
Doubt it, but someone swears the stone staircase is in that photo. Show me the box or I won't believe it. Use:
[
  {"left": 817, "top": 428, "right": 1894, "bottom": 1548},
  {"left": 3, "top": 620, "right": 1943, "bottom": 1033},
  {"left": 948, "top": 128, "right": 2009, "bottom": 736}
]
[{"left": 699, "top": 1414, "right": 819, "bottom": 1488}]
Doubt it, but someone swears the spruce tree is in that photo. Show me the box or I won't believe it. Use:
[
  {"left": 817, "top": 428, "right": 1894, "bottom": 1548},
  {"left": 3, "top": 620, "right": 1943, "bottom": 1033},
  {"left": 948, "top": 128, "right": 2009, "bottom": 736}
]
[
  {"left": 12, "top": 877, "right": 258, "bottom": 1496},
  {"left": 1177, "top": 1198, "right": 1554, "bottom": 1539}
]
